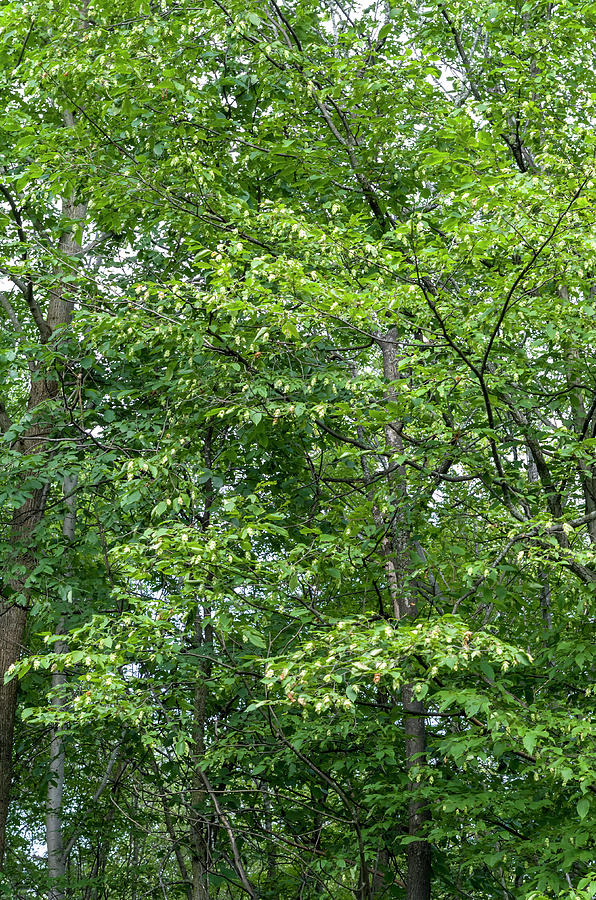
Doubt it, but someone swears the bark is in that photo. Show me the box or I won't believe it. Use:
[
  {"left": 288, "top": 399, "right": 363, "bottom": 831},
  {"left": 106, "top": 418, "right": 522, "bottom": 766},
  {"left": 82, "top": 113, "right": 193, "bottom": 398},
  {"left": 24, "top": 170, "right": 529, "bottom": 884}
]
[
  {"left": 191, "top": 432, "right": 215, "bottom": 900},
  {"left": 191, "top": 645, "right": 211, "bottom": 900},
  {"left": 0, "top": 167, "right": 85, "bottom": 868},
  {"left": 0, "top": 604, "right": 27, "bottom": 867},
  {"left": 46, "top": 656, "right": 67, "bottom": 900},
  {"left": 402, "top": 686, "right": 431, "bottom": 900},
  {"left": 45, "top": 475, "right": 78, "bottom": 899},
  {"left": 0, "top": 487, "right": 50, "bottom": 868},
  {"left": 190, "top": 606, "right": 215, "bottom": 899},
  {"left": 376, "top": 329, "right": 432, "bottom": 900}
]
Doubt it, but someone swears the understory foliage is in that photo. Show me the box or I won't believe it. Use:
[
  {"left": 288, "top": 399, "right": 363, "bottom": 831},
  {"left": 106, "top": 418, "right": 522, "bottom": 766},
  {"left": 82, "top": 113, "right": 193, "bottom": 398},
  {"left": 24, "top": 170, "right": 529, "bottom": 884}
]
[{"left": 0, "top": 0, "right": 595, "bottom": 897}]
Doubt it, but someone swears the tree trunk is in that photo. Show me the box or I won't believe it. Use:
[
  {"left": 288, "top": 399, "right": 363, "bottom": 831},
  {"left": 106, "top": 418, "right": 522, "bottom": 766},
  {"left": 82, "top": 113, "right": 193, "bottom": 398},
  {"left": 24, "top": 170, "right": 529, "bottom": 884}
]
[
  {"left": 190, "top": 432, "right": 217, "bottom": 899},
  {"left": 402, "top": 687, "right": 431, "bottom": 900},
  {"left": 1, "top": 485, "right": 52, "bottom": 868},
  {"left": 46, "top": 475, "right": 77, "bottom": 898},
  {"left": 0, "top": 604, "right": 27, "bottom": 867},
  {"left": 46, "top": 671, "right": 66, "bottom": 900},
  {"left": 191, "top": 607, "right": 213, "bottom": 900},
  {"left": 377, "top": 329, "right": 432, "bottom": 900},
  {"left": 0, "top": 175, "right": 85, "bottom": 868}
]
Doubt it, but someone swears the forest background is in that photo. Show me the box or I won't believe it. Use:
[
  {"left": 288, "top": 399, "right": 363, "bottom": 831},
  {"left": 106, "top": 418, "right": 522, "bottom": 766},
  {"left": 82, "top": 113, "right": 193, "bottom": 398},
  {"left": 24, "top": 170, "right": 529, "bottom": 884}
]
[{"left": 0, "top": 0, "right": 595, "bottom": 898}]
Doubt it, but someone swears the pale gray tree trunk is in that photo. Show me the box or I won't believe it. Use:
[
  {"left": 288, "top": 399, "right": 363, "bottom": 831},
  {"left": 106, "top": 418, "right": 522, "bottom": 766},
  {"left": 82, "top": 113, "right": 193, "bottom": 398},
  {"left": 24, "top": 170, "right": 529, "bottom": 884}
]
[
  {"left": 46, "top": 666, "right": 67, "bottom": 900},
  {"left": 45, "top": 474, "right": 77, "bottom": 899}
]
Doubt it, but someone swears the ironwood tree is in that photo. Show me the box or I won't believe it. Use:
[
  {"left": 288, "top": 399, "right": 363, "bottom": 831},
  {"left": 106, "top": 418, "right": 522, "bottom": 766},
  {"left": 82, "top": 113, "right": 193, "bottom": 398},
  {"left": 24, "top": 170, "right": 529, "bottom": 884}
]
[{"left": 0, "top": 0, "right": 595, "bottom": 898}]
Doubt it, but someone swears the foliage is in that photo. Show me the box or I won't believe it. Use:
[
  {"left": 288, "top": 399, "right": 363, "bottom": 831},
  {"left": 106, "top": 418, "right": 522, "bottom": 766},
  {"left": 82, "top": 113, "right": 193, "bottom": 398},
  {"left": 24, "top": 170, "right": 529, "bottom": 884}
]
[{"left": 0, "top": 0, "right": 595, "bottom": 897}]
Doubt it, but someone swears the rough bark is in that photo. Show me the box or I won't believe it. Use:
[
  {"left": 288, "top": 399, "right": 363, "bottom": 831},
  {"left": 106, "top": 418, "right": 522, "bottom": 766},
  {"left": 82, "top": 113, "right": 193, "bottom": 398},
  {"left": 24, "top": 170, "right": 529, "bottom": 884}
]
[
  {"left": 1, "top": 487, "right": 52, "bottom": 868},
  {"left": 0, "top": 604, "right": 27, "bottom": 866},
  {"left": 0, "top": 176, "right": 85, "bottom": 868}
]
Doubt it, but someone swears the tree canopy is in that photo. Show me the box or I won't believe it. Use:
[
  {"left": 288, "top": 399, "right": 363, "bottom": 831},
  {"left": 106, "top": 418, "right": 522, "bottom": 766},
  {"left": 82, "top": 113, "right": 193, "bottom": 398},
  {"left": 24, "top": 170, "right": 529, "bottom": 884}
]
[{"left": 0, "top": 0, "right": 595, "bottom": 898}]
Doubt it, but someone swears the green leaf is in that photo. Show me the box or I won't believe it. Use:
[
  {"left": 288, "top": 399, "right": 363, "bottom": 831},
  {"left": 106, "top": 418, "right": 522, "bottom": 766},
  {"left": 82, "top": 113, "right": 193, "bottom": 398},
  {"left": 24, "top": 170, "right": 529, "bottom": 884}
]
[{"left": 577, "top": 797, "right": 590, "bottom": 820}]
